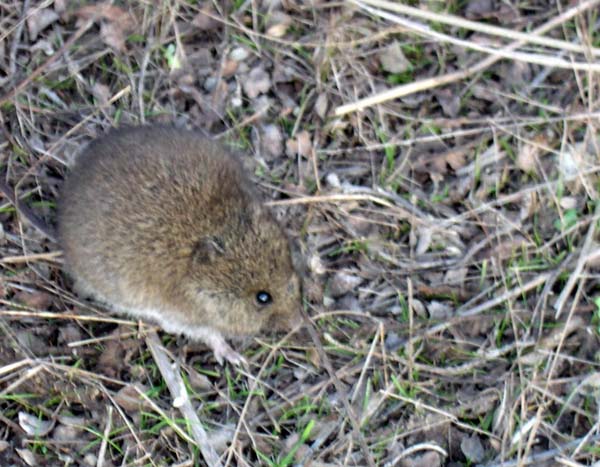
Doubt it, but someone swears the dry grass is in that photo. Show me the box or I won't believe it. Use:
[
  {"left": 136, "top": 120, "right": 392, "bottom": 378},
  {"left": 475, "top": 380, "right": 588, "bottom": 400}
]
[{"left": 1, "top": 1, "right": 599, "bottom": 466}]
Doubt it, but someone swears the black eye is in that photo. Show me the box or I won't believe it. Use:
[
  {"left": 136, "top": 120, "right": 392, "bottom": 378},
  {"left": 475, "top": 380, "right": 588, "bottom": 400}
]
[{"left": 256, "top": 291, "right": 272, "bottom": 305}]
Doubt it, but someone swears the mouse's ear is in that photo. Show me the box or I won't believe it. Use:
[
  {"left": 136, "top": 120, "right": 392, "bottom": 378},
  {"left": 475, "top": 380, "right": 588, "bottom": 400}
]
[{"left": 191, "top": 236, "right": 225, "bottom": 263}]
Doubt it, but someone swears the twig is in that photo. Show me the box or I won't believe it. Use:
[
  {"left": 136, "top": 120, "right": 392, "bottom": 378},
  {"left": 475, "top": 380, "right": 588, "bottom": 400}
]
[
  {"left": 0, "top": 251, "right": 62, "bottom": 264},
  {"left": 356, "top": 2, "right": 600, "bottom": 71},
  {"left": 354, "top": 0, "right": 600, "bottom": 57},
  {"left": 145, "top": 330, "right": 223, "bottom": 467},
  {"left": 384, "top": 442, "right": 448, "bottom": 467},
  {"left": 336, "top": 0, "right": 600, "bottom": 115},
  {"left": 96, "top": 406, "right": 113, "bottom": 467}
]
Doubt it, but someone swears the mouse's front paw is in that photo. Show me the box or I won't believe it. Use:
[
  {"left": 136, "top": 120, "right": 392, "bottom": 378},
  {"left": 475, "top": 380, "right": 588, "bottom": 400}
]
[{"left": 213, "top": 342, "right": 247, "bottom": 366}]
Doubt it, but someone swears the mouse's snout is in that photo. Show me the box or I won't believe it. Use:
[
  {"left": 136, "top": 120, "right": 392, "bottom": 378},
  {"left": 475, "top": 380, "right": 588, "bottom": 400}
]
[{"left": 269, "top": 307, "right": 305, "bottom": 334}]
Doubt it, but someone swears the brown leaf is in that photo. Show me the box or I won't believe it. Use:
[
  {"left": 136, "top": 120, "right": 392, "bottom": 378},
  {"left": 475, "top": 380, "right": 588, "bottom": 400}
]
[
  {"left": 517, "top": 135, "right": 546, "bottom": 174},
  {"left": 296, "top": 130, "right": 312, "bottom": 158},
  {"left": 465, "top": 0, "right": 495, "bottom": 19},
  {"left": 314, "top": 92, "right": 328, "bottom": 119},
  {"left": 19, "top": 412, "right": 53, "bottom": 437},
  {"left": 13, "top": 290, "right": 53, "bottom": 309},
  {"left": 114, "top": 383, "right": 150, "bottom": 413},
  {"left": 266, "top": 12, "right": 292, "bottom": 38},
  {"left": 75, "top": 3, "right": 135, "bottom": 51},
  {"left": 96, "top": 334, "right": 126, "bottom": 378},
  {"left": 16, "top": 448, "right": 38, "bottom": 467},
  {"left": 100, "top": 21, "right": 126, "bottom": 51},
  {"left": 221, "top": 59, "right": 238, "bottom": 77},
  {"left": 379, "top": 41, "right": 411, "bottom": 74},
  {"left": 306, "top": 347, "right": 321, "bottom": 367},
  {"left": 461, "top": 434, "right": 485, "bottom": 462},
  {"left": 328, "top": 271, "right": 363, "bottom": 297},
  {"left": 445, "top": 148, "right": 468, "bottom": 171},
  {"left": 27, "top": 8, "right": 59, "bottom": 40},
  {"left": 285, "top": 138, "right": 298, "bottom": 157},
  {"left": 192, "top": 4, "right": 220, "bottom": 31},
  {"left": 91, "top": 82, "right": 111, "bottom": 106},
  {"left": 435, "top": 88, "right": 460, "bottom": 117},
  {"left": 76, "top": 3, "right": 135, "bottom": 30},
  {"left": 15, "top": 330, "right": 49, "bottom": 354},
  {"left": 261, "top": 124, "right": 283, "bottom": 160},
  {"left": 242, "top": 66, "right": 271, "bottom": 98}
]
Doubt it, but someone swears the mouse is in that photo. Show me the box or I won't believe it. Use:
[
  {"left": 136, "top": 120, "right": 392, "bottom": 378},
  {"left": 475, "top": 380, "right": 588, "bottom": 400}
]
[{"left": 56, "top": 125, "right": 302, "bottom": 365}]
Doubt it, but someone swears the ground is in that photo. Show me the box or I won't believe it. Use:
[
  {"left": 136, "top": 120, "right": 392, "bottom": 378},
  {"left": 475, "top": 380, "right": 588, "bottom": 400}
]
[{"left": 1, "top": 1, "right": 599, "bottom": 466}]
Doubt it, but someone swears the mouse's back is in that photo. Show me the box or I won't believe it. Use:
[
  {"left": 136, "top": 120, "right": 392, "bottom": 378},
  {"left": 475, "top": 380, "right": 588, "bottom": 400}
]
[{"left": 59, "top": 126, "right": 251, "bottom": 304}]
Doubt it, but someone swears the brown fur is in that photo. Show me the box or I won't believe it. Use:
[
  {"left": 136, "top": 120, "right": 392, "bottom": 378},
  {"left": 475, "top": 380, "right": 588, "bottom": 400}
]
[{"left": 58, "top": 125, "right": 301, "bottom": 349}]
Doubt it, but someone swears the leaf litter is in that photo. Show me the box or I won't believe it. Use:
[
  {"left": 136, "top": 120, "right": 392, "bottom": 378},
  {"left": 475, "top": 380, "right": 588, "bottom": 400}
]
[{"left": 0, "top": 1, "right": 599, "bottom": 466}]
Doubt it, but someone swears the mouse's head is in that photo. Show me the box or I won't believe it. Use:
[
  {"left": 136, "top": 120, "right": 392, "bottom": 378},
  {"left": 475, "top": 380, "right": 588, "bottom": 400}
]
[{"left": 183, "top": 201, "right": 303, "bottom": 337}]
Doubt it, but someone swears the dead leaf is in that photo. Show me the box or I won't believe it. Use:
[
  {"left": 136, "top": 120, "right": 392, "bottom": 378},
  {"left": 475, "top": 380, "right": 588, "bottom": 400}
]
[
  {"left": 18, "top": 412, "right": 53, "bottom": 437},
  {"left": 461, "top": 434, "right": 485, "bottom": 462},
  {"left": 328, "top": 271, "right": 363, "bottom": 297},
  {"left": 444, "top": 267, "right": 467, "bottom": 285},
  {"left": 52, "top": 421, "right": 85, "bottom": 442},
  {"left": 91, "top": 82, "right": 111, "bottom": 106},
  {"left": 114, "top": 383, "right": 150, "bottom": 413},
  {"left": 100, "top": 21, "right": 126, "bottom": 52},
  {"left": 500, "top": 60, "right": 532, "bottom": 88},
  {"left": 306, "top": 347, "right": 321, "bottom": 367},
  {"left": 445, "top": 148, "right": 468, "bottom": 171},
  {"left": 314, "top": 92, "right": 328, "bottom": 119},
  {"left": 559, "top": 196, "right": 577, "bottom": 210},
  {"left": 58, "top": 324, "right": 82, "bottom": 344},
  {"left": 97, "top": 334, "right": 126, "bottom": 378},
  {"left": 435, "top": 88, "right": 460, "bottom": 117},
  {"left": 415, "top": 227, "right": 433, "bottom": 255},
  {"left": 27, "top": 8, "right": 59, "bottom": 40},
  {"left": 221, "top": 59, "right": 238, "bottom": 77},
  {"left": 296, "top": 130, "right": 312, "bottom": 158},
  {"left": 13, "top": 290, "right": 53, "bottom": 309},
  {"left": 188, "top": 370, "right": 212, "bottom": 391},
  {"left": 16, "top": 449, "right": 38, "bottom": 467},
  {"left": 285, "top": 138, "right": 298, "bottom": 157},
  {"left": 75, "top": 3, "right": 135, "bottom": 51},
  {"left": 242, "top": 66, "right": 271, "bottom": 98},
  {"left": 261, "top": 124, "right": 283, "bottom": 160},
  {"left": 75, "top": 3, "right": 135, "bottom": 30},
  {"left": 266, "top": 12, "right": 292, "bottom": 38},
  {"left": 229, "top": 47, "right": 249, "bottom": 62},
  {"left": 379, "top": 41, "right": 411, "bottom": 74},
  {"left": 427, "top": 301, "right": 452, "bottom": 320},
  {"left": 465, "top": 0, "right": 495, "bottom": 19},
  {"left": 192, "top": 4, "right": 220, "bottom": 31},
  {"left": 15, "top": 330, "right": 49, "bottom": 354},
  {"left": 53, "top": 0, "right": 66, "bottom": 15}
]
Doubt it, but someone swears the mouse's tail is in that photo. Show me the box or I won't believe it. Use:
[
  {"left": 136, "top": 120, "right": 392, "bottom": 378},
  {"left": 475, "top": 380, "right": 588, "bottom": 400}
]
[{"left": 0, "top": 179, "right": 57, "bottom": 242}]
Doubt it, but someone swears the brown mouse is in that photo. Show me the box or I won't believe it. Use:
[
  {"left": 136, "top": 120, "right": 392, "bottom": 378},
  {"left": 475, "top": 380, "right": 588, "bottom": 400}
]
[{"left": 57, "top": 125, "right": 302, "bottom": 365}]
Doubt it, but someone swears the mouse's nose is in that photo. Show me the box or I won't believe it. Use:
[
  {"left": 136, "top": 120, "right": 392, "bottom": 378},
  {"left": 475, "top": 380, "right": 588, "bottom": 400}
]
[
  {"left": 288, "top": 309, "right": 305, "bottom": 331},
  {"left": 270, "top": 308, "right": 305, "bottom": 333}
]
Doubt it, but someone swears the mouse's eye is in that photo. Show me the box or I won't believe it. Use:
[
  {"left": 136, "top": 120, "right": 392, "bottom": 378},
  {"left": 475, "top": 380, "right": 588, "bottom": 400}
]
[{"left": 256, "top": 291, "right": 272, "bottom": 306}]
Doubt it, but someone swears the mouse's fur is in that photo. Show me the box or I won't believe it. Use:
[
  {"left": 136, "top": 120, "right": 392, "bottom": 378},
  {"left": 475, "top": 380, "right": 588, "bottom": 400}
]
[{"left": 57, "top": 125, "right": 301, "bottom": 364}]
